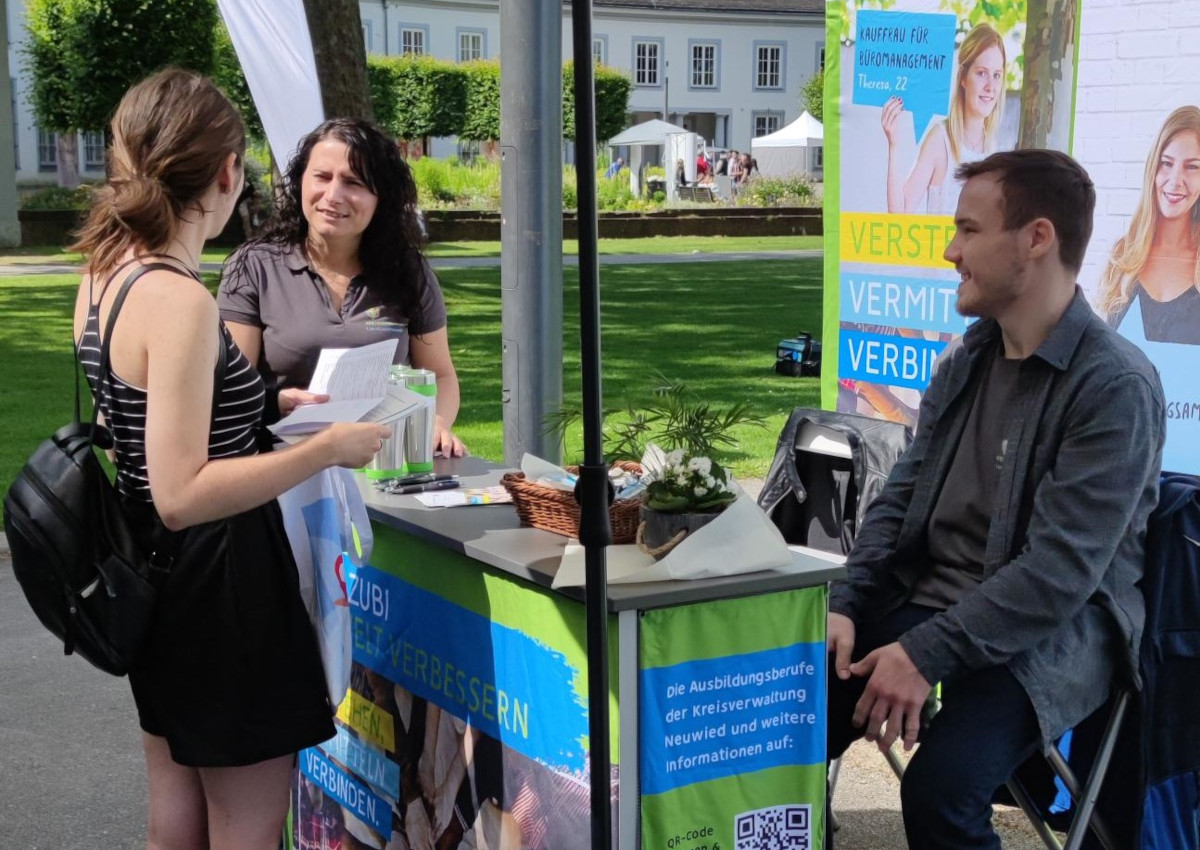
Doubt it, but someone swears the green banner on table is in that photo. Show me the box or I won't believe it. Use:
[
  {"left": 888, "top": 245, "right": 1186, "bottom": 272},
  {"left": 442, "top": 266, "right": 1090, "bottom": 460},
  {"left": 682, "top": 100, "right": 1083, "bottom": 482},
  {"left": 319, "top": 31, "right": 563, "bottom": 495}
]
[
  {"left": 292, "top": 526, "right": 619, "bottom": 850},
  {"left": 640, "top": 586, "right": 828, "bottom": 850}
]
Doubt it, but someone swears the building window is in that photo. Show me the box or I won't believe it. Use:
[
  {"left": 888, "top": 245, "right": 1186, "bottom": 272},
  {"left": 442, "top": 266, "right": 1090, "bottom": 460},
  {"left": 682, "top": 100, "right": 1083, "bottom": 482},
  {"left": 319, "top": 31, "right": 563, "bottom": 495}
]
[
  {"left": 82, "top": 131, "right": 106, "bottom": 171},
  {"left": 633, "top": 39, "right": 662, "bottom": 87},
  {"left": 592, "top": 36, "right": 606, "bottom": 65},
  {"left": 458, "top": 30, "right": 484, "bottom": 62},
  {"left": 753, "top": 111, "right": 783, "bottom": 137},
  {"left": 362, "top": 21, "right": 372, "bottom": 54},
  {"left": 37, "top": 128, "right": 57, "bottom": 172},
  {"left": 813, "top": 146, "right": 824, "bottom": 169},
  {"left": 457, "top": 140, "right": 481, "bottom": 164},
  {"left": 817, "top": 42, "right": 826, "bottom": 72},
  {"left": 690, "top": 42, "right": 718, "bottom": 89},
  {"left": 755, "top": 43, "right": 785, "bottom": 90},
  {"left": 400, "top": 26, "right": 426, "bottom": 56}
]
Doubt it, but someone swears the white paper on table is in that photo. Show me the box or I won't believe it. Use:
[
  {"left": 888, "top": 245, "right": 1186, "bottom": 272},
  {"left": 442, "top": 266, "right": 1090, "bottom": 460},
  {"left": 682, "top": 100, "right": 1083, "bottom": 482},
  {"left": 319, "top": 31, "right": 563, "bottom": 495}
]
[{"left": 552, "top": 483, "right": 793, "bottom": 587}]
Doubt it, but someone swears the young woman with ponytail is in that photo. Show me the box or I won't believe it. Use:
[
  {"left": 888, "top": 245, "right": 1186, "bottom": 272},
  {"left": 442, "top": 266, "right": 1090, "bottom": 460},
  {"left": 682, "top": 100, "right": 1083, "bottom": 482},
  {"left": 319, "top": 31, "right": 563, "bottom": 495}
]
[{"left": 70, "top": 68, "right": 389, "bottom": 849}]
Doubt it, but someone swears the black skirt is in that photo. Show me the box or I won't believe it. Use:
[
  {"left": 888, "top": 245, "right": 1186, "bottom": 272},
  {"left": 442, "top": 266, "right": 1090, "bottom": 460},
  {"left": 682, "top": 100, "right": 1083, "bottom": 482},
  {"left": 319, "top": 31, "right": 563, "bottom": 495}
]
[{"left": 126, "top": 499, "right": 335, "bottom": 767}]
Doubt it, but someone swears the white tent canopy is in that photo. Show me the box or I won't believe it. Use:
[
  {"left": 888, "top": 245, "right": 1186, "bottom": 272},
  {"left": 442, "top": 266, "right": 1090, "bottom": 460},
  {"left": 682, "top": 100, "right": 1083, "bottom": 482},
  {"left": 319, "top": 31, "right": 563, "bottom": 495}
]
[
  {"left": 607, "top": 118, "right": 689, "bottom": 147},
  {"left": 751, "top": 111, "right": 824, "bottom": 176}
]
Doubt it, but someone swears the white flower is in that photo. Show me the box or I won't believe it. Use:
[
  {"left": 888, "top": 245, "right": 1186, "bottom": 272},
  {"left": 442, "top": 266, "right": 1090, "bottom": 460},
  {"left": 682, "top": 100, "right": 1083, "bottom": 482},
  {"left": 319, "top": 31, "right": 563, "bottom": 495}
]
[
  {"left": 665, "top": 449, "right": 685, "bottom": 468},
  {"left": 675, "top": 472, "right": 689, "bottom": 486},
  {"left": 703, "top": 474, "right": 716, "bottom": 488},
  {"left": 694, "top": 485, "right": 707, "bottom": 497},
  {"left": 687, "top": 456, "right": 712, "bottom": 476}
]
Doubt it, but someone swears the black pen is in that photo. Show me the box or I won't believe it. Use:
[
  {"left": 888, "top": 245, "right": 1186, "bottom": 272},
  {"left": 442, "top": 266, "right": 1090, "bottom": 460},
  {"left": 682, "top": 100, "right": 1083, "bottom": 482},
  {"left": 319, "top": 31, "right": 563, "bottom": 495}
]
[
  {"left": 376, "top": 473, "right": 457, "bottom": 489},
  {"left": 392, "top": 479, "right": 462, "bottom": 495}
]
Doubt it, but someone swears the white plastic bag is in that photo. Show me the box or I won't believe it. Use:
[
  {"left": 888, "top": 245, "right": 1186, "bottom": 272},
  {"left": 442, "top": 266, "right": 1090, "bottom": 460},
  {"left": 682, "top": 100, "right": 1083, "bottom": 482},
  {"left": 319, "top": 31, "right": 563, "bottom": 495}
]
[{"left": 277, "top": 467, "right": 373, "bottom": 708}]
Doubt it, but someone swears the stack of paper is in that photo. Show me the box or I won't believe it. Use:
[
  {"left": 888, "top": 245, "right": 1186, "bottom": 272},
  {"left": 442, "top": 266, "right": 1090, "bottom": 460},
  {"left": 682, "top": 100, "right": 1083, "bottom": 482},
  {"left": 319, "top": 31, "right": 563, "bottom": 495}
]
[{"left": 268, "top": 339, "right": 432, "bottom": 437}]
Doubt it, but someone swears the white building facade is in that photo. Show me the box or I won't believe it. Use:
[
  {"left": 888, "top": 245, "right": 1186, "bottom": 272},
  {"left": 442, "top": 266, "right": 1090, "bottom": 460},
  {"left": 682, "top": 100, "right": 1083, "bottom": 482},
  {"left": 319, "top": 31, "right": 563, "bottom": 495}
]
[{"left": 6, "top": 0, "right": 821, "bottom": 183}]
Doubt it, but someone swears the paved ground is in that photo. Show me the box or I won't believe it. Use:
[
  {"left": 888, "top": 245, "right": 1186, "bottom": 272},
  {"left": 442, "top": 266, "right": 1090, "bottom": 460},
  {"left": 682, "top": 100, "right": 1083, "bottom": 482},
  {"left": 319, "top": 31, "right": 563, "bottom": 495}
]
[{"left": 0, "top": 249, "right": 823, "bottom": 276}]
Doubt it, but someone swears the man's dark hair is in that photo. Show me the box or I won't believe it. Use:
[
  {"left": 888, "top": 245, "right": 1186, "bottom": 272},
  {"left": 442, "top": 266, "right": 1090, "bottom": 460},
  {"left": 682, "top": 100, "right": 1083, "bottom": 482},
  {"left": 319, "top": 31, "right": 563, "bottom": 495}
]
[{"left": 956, "top": 149, "right": 1096, "bottom": 273}]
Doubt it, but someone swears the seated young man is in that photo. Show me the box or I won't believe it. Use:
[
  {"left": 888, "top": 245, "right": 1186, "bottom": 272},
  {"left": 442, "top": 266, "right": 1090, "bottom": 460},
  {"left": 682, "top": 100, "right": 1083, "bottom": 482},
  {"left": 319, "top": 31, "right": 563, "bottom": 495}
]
[{"left": 825, "top": 149, "right": 1165, "bottom": 849}]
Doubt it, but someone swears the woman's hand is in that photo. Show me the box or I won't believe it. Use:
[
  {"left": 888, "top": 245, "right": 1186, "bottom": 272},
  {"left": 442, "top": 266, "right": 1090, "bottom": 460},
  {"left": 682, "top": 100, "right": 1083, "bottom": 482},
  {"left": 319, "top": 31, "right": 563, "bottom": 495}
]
[
  {"left": 317, "top": 422, "right": 393, "bottom": 469},
  {"left": 278, "top": 388, "right": 329, "bottom": 417},
  {"left": 433, "top": 417, "right": 467, "bottom": 458},
  {"left": 880, "top": 96, "right": 905, "bottom": 147}
]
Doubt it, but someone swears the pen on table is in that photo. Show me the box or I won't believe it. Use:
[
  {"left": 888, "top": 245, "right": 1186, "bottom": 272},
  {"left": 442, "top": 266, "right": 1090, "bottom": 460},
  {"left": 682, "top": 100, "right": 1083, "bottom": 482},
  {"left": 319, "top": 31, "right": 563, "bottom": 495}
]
[
  {"left": 391, "top": 479, "right": 462, "bottom": 495},
  {"left": 375, "top": 473, "right": 457, "bottom": 489}
]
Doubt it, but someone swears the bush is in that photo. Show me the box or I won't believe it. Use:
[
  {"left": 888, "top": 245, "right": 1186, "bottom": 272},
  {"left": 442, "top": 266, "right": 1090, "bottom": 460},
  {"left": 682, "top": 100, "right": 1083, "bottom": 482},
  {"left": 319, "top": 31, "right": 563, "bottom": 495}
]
[
  {"left": 736, "top": 174, "right": 815, "bottom": 207},
  {"left": 20, "top": 185, "right": 93, "bottom": 211},
  {"left": 596, "top": 173, "right": 635, "bottom": 211},
  {"left": 409, "top": 157, "right": 501, "bottom": 209}
]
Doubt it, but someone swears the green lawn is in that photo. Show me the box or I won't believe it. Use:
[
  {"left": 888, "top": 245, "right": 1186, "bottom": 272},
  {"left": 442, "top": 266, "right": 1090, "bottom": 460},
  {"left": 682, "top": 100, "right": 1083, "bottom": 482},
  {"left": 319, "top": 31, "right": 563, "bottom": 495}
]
[
  {"left": 0, "top": 259, "right": 822, "bottom": 503},
  {"left": 0, "top": 235, "right": 820, "bottom": 267}
]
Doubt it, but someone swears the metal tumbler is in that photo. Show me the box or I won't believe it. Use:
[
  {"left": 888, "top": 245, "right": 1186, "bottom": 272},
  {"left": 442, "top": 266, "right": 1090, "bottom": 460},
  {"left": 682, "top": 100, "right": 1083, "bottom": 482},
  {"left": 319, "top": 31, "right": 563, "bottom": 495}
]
[
  {"left": 365, "top": 369, "right": 408, "bottom": 480},
  {"left": 401, "top": 367, "right": 438, "bottom": 474}
]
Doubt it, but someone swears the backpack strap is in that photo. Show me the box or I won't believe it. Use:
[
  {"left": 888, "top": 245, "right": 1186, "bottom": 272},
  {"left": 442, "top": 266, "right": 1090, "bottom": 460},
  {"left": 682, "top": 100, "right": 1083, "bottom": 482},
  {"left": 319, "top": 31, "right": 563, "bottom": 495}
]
[{"left": 92, "top": 261, "right": 228, "bottom": 574}]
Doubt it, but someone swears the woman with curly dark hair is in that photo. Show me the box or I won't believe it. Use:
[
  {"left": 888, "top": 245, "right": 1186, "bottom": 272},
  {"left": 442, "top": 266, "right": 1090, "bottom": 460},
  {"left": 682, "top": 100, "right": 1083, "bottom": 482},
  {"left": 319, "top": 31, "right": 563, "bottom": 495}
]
[{"left": 219, "top": 117, "right": 466, "bottom": 456}]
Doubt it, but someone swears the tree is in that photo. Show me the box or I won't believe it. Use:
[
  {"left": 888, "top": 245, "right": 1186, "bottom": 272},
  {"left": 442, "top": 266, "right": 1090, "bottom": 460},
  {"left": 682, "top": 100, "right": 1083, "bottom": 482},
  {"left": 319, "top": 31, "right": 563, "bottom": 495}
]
[
  {"left": 368, "top": 55, "right": 465, "bottom": 140},
  {"left": 801, "top": 68, "right": 824, "bottom": 122},
  {"left": 562, "top": 61, "right": 633, "bottom": 143},
  {"left": 301, "top": 0, "right": 372, "bottom": 120},
  {"left": 23, "top": 0, "right": 218, "bottom": 188},
  {"left": 459, "top": 60, "right": 501, "bottom": 143}
]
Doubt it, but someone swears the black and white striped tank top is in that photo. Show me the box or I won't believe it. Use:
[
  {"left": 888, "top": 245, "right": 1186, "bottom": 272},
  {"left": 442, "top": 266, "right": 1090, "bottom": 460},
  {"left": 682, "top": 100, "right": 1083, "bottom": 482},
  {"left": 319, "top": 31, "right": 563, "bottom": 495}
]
[{"left": 78, "top": 298, "right": 266, "bottom": 502}]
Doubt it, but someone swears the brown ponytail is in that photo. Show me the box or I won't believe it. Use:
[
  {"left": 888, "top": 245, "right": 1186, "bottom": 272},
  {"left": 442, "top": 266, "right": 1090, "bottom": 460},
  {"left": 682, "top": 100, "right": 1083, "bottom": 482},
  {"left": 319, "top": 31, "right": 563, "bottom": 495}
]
[{"left": 71, "top": 67, "right": 245, "bottom": 278}]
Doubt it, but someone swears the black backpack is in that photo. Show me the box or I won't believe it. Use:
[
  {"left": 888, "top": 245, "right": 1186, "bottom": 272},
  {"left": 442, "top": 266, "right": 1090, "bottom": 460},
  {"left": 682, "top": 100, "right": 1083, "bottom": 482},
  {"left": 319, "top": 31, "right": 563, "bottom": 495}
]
[{"left": 3, "top": 262, "right": 223, "bottom": 676}]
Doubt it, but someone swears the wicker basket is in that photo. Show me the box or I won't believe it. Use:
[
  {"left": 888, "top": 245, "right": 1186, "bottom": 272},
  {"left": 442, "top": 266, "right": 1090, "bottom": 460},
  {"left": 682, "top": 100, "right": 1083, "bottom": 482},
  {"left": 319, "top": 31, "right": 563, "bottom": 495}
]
[{"left": 500, "top": 462, "right": 643, "bottom": 544}]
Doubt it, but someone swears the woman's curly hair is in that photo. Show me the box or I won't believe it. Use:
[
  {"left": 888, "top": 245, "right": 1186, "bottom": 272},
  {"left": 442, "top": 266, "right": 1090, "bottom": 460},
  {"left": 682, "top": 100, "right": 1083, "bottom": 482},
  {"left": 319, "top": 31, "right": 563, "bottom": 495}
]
[{"left": 233, "top": 117, "right": 434, "bottom": 333}]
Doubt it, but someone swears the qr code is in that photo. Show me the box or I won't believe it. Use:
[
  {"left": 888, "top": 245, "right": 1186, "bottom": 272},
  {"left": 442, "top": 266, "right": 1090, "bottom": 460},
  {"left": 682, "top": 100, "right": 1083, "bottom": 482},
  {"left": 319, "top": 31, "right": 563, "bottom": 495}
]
[{"left": 734, "top": 804, "right": 811, "bottom": 850}]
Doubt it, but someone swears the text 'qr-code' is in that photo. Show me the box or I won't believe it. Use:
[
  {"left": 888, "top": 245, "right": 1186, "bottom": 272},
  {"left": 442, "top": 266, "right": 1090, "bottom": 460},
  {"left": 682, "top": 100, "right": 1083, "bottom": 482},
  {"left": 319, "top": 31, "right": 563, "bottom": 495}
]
[{"left": 734, "top": 804, "right": 811, "bottom": 850}]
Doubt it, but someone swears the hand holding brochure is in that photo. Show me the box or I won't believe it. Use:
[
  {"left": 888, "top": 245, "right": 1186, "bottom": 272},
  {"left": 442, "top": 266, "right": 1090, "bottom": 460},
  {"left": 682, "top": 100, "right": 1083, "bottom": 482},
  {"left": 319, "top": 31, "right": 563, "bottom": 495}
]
[{"left": 268, "top": 340, "right": 431, "bottom": 437}]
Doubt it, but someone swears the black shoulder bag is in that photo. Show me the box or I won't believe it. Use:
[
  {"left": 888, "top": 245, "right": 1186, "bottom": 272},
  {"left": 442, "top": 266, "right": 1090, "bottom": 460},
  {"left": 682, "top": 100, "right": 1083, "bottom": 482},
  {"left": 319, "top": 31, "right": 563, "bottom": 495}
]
[{"left": 3, "top": 262, "right": 226, "bottom": 676}]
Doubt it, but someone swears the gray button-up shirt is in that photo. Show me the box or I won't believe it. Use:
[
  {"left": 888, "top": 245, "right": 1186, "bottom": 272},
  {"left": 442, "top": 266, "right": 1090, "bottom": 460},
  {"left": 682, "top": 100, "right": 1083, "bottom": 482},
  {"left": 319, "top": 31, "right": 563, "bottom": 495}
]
[{"left": 829, "top": 288, "right": 1165, "bottom": 744}]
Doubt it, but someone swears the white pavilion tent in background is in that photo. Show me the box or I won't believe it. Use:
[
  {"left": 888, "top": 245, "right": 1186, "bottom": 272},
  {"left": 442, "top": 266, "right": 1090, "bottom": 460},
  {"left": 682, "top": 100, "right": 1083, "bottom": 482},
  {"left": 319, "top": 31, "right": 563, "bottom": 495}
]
[
  {"left": 606, "top": 118, "right": 690, "bottom": 197},
  {"left": 751, "top": 110, "right": 824, "bottom": 177}
]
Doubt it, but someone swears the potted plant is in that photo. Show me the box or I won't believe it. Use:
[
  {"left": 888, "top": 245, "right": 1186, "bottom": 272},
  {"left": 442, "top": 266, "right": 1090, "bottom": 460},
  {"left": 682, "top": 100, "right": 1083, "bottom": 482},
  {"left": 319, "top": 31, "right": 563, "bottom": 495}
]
[
  {"left": 638, "top": 448, "right": 737, "bottom": 559},
  {"left": 543, "top": 373, "right": 767, "bottom": 465}
]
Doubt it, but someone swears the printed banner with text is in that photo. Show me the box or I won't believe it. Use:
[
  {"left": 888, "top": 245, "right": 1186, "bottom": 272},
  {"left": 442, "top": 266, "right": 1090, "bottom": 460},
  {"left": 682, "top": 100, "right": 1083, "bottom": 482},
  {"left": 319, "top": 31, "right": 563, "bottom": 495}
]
[
  {"left": 640, "top": 586, "right": 828, "bottom": 850},
  {"left": 822, "top": 0, "right": 1075, "bottom": 429},
  {"left": 292, "top": 528, "right": 617, "bottom": 850}
]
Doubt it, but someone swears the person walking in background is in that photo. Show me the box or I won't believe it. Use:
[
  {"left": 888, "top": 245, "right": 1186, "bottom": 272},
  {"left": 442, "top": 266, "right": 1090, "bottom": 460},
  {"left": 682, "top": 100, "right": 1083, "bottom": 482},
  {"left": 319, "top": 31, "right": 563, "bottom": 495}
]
[
  {"left": 604, "top": 156, "right": 625, "bottom": 179},
  {"left": 220, "top": 117, "right": 467, "bottom": 457},
  {"left": 1096, "top": 105, "right": 1200, "bottom": 343},
  {"left": 881, "top": 22, "right": 1007, "bottom": 215},
  {"left": 70, "top": 68, "right": 389, "bottom": 849}
]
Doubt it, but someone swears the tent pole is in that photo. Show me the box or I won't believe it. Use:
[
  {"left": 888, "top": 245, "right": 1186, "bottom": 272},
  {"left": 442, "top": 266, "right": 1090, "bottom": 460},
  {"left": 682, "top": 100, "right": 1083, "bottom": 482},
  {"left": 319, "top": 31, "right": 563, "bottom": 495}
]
[{"left": 569, "top": 2, "right": 613, "bottom": 848}]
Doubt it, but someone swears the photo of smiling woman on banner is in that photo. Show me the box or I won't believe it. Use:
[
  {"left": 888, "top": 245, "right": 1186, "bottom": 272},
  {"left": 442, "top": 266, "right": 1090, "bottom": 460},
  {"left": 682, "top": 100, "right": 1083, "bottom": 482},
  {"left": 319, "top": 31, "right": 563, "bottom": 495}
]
[
  {"left": 1095, "top": 105, "right": 1200, "bottom": 345},
  {"left": 881, "top": 22, "right": 1007, "bottom": 215}
]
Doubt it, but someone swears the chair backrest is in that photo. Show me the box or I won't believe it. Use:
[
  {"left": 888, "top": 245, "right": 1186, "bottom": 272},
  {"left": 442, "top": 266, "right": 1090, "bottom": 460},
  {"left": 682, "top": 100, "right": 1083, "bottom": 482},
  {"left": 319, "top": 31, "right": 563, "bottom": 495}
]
[{"left": 758, "top": 407, "right": 912, "bottom": 555}]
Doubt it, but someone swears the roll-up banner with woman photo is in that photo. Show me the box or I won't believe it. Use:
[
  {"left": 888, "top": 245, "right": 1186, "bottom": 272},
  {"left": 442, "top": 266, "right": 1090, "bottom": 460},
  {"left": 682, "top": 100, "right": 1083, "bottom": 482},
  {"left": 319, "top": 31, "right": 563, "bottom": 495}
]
[{"left": 822, "top": 0, "right": 1200, "bottom": 475}]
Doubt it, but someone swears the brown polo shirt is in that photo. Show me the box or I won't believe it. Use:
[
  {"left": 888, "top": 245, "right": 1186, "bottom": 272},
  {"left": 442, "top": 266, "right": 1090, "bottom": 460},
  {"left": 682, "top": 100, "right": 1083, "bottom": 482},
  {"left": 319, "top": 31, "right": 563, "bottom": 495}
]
[{"left": 218, "top": 242, "right": 447, "bottom": 389}]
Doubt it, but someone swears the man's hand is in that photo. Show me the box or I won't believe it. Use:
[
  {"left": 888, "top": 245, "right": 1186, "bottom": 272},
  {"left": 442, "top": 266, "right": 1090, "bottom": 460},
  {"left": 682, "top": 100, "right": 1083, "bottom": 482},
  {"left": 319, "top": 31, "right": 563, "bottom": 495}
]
[
  {"left": 827, "top": 612, "right": 856, "bottom": 681},
  {"left": 850, "top": 642, "right": 932, "bottom": 753}
]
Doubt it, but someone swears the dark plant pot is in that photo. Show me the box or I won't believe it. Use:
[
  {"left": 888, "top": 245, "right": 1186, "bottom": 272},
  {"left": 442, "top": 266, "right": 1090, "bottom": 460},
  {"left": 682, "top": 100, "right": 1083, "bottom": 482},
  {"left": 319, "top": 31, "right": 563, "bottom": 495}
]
[{"left": 638, "top": 505, "right": 722, "bottom": 560}]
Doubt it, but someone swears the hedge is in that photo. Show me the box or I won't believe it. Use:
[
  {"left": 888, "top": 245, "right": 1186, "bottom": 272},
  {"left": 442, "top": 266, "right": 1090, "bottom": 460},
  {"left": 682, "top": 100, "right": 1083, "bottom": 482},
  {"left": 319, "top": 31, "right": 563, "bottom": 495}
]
[{"left": 369, "top": 55, "right": 631, "bottom": 143}]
